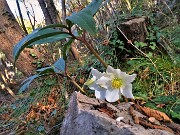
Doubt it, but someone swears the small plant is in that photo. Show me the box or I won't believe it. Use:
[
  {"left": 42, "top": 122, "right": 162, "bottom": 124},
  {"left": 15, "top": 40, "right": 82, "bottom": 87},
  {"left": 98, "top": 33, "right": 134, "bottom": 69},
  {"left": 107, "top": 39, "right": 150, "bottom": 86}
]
[{"left": 13, "top": 0, "right": 136, "bottom": 103}]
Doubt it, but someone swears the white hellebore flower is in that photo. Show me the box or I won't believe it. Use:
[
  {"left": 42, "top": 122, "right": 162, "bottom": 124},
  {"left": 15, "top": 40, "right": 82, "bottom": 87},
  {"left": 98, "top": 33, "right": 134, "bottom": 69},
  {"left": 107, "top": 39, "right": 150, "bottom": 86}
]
[
  {"left": 84, "top": 68, "right": 106, "bottom": 100},
  {"left": 96, "top": 66, "right": 137, "bottom": 102}
]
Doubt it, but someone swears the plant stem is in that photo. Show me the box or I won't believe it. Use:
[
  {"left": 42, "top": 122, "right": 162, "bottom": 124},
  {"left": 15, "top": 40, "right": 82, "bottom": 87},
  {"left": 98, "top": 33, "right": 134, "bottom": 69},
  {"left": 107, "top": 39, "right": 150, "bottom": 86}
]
[
  {"left": 83, "top": 40, "right": 108, "bottom": 68},
  {"left": 66, "top": 74, "right": 87, "bottom": 95},
  {"left": 68, "top": 30, "right": 108, "bottom": 68}
]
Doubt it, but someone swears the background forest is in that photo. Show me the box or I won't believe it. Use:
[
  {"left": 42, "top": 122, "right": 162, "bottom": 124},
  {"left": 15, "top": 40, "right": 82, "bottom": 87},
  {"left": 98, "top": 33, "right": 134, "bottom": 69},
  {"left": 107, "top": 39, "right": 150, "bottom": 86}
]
[{"left": 0, "top": 0, "right": 179, "bottom": 134}]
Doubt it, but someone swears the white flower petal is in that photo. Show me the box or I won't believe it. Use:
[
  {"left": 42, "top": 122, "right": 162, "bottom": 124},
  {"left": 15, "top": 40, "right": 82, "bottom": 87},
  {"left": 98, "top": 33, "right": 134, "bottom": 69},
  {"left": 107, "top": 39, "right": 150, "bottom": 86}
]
[
  {"left": 96, "top": 76, "right": 111, "bottom": 89},
  {"left": 95, "top": 89, "right": 106, "bottom": 100},
  {"left": 118, "top": 71, "right": 127, "bottom": 78},
  {"left": 113, "top": 69, "right": 121, "bottom": 77},
  {"left": 106, "top": 65, "right": 114, "bottom": 74},
  {"left": 88, "top": 82, "right": 98, "bottom": 90},
  {"left": 106, "top": 66, "right": 122, "bottom": 78},
  {"left": 91, "top": 68, "right": 103, "bottom": 79},
  {"left": 123, "top": 74, "right": 137, "bottom": 83},
  {"left": 105, "top": 89, "right": 120, "bottom": 102},
  {"left": 121, "top": 84, "right": 134, "bottom": 98}
]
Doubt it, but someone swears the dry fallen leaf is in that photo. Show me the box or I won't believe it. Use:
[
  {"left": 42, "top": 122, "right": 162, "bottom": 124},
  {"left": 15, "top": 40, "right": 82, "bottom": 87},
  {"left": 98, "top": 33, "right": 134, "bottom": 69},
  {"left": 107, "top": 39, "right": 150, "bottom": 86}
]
[
  {"left": 140, "top": 106, "right": 172, "bottom": 122},
  {"left": 148, "top": 117, "right": 161, "bottom": 125}
]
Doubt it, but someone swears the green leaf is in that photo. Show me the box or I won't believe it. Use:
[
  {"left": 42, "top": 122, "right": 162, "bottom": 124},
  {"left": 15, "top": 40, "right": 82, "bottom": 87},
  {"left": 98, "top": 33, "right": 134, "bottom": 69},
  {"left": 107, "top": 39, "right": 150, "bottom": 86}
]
[
  {"left": 170, "top": 110, "right": 180, "bottom": 120},
  {"left": 19, "top": 75, "right": 39, "bottom": 93},
  {"left": 41, "top": 24, "right": 69, "bottom": 30},
  {"left": 13, "top": 28, "right": 72, "bottom": 62},
  {"left": 149, "top": 42, "right": 156, "bottom": 50},
  {"left": 53, "top": 58, "right": 65, "bottom": 73},
  {"left": 152, "top": 95, "right": 177, "bottom": 104},
  {"left": 84, "top": 0, "right": 103, "bottom": 15},
  {"left": 13, "top": 28, "right": 40, "bottom": 60},
  {"left": 66, "top": 10, "right": 96, "bottom": 35},
  {"left": 65, "top": 0, "right": 103, "bottom": 35},
  {"left": 134, "top": 41, "right": 147, "bottom": 48},
  {"left": 28, "top": 32, "right": 71, "bottom": 46},
  {"left": 36, "top": 67, "right": 55, "bottom": 75},
  {"left": 37, "top": 58, "right": 65, "bottom": 74},
  {"left": 144, "top": 102, "right": 157, "bottom": 109},
  {"left": 147, "top": 52, "right": 153, "bottom": 57},
  {"left": 18, "top": 58, "right": 65, "bottom": 93},
  {"left": 63, "top": 39, "right": 74, "bottom": 60}
]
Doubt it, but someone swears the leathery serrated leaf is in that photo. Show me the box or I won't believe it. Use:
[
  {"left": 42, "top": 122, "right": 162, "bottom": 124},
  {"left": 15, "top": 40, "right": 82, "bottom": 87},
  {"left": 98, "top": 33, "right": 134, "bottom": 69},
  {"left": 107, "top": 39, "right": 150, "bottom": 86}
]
[
  {"left": 36, "top": 67, "right": 55, "bottom": 75},
  {"left": 53, "top": 58, "right": 65, "bottom": 73},
  {"left": 19, "top": 75, "right": 39, "bottom": 93},
  {"left": 66, "top": 10, "right": 96, "bottom": 35},
  {"left": 83, "top": 0, "right": 103, "bottom": 15},
  {"left": 28, "top": 33, "right": 71, "bottom": 47},
  {"left": 65, "top": 0, "right": 103, "bottom": 31},
  {"left": 41, "top": 24, "right": 69, "bottom": 30},
  {"left": 13, "top": 28, "right": 71, "bottom": 62},
  {"left": 13, "top": 28, "right": 41, "bottom": 62}
]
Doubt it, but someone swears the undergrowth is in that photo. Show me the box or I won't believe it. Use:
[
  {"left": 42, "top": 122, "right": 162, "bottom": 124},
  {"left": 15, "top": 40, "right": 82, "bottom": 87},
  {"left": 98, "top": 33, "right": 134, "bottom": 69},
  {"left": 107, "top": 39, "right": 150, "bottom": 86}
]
[{"left": 0, "top": 0, "right": 179, "bottom": 134}]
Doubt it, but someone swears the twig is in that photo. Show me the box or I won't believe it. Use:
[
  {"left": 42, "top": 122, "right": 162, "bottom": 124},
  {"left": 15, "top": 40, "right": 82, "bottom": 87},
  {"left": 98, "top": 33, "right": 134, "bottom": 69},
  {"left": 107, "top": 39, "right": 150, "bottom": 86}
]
[
  {"left": 66, "top": 74, "right": 87, "bottom": 95},
  {"left": 116, "top": 26, "right": 168, "bottom": 83}
]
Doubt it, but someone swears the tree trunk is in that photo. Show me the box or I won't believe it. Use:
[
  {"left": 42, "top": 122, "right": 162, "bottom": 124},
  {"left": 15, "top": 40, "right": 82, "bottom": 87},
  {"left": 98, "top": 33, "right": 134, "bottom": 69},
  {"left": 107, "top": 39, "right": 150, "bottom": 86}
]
[
  {"left": 0, "top": 0, "right": 42, "bottom": 76},
  {"left": 61, "top": 0, "right": 66, "bottom": 24},
  {"left": 38, "top": 0, "right": 61, "bottom": 25},
  {"left": 16, "top": 0, "right": 28, "bottom": 34},
  {"left": 44, "top": 0, "right": 61, "bottom": 24},
  {"left": 37, "top": 0, "right": 53, "bottom": 25}
]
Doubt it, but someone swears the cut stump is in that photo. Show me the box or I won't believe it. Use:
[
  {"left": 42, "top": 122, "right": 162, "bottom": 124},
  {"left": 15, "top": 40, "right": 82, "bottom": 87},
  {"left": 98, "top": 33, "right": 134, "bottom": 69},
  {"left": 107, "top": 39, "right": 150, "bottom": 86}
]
[{"left": 119, "top": 16, "right": 149, "bottom": 42}]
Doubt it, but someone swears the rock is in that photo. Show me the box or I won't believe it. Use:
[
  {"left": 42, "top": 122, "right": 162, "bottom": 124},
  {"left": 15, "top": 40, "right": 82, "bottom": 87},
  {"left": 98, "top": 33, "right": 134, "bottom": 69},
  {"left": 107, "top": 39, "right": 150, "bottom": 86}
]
[{"left": 60, "top": 92, "right": 174, "bottom": 135}]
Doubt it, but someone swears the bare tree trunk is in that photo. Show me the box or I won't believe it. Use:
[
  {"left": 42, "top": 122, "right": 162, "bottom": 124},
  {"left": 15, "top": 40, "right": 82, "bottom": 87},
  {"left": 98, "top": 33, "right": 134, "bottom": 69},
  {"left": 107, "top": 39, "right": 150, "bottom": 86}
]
[
  {"left": 23, "top": 0, "right": 35, "bottom": 30},
  {"left": 37, "top": 0, "right": 53, "bottom": 25},
  {"left": 16, "top": 0, "right": 28, "bottom": 34},
  {"left": 44, "top": 0, "right": 61, "bottom": 24},
  {"left": 0, "top": 0, "right": 42, "bottom": 76},
  {"left": 61, "top": 0, "right": 66, "bottom": 24},
  {"left": 38, "top": 0, "right": 61, "bottom": 25}
]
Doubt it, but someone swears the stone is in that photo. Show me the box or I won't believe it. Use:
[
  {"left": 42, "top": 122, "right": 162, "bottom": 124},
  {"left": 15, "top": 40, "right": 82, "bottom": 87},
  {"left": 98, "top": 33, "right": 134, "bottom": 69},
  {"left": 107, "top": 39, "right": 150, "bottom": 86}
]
[{"left": 60, "top": 92, "right": 174, "bottom": 135}]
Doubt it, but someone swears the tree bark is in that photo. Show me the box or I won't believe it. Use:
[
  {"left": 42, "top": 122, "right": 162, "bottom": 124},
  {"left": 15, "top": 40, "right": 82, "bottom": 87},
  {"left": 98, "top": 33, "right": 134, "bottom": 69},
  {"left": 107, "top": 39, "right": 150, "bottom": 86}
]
[
  {"left": 37, "top": 0, "right": 53, "bottom": 25},
  {"left": 61, "top": 0, "right": 66, "bottom": 24},
  {"left": 44, "top": 0, "right": 61, "bottom": 24},
  {"left": 0, "top": 0, "right": 42, "bottom": 76},
  {"left": 16, "top": 0, "right": 28, "bottom": 34},
  {"left": 38, "top": 0, "right": 61, "bottom": 25}
]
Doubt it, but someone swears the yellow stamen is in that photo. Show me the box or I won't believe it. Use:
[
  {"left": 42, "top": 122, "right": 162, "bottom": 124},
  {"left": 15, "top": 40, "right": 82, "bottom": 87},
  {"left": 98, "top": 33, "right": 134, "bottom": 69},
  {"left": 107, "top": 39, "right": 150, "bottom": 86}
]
[{"left": 111, "top": 78, "right": 123, "bottom": 89}]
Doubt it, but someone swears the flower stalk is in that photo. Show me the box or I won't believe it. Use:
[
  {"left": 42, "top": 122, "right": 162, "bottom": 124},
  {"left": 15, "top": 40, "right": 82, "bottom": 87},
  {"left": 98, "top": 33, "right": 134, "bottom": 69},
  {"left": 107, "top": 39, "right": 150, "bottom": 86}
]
[
  {"left": 83, "top": 40, "right": 108, "bottom": 68},
  {"left": 66, "top": 74, "right": 87, "bottom": 95},
  {"left": 69, "top": 30, "right": 108, "bottom": 68}
]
